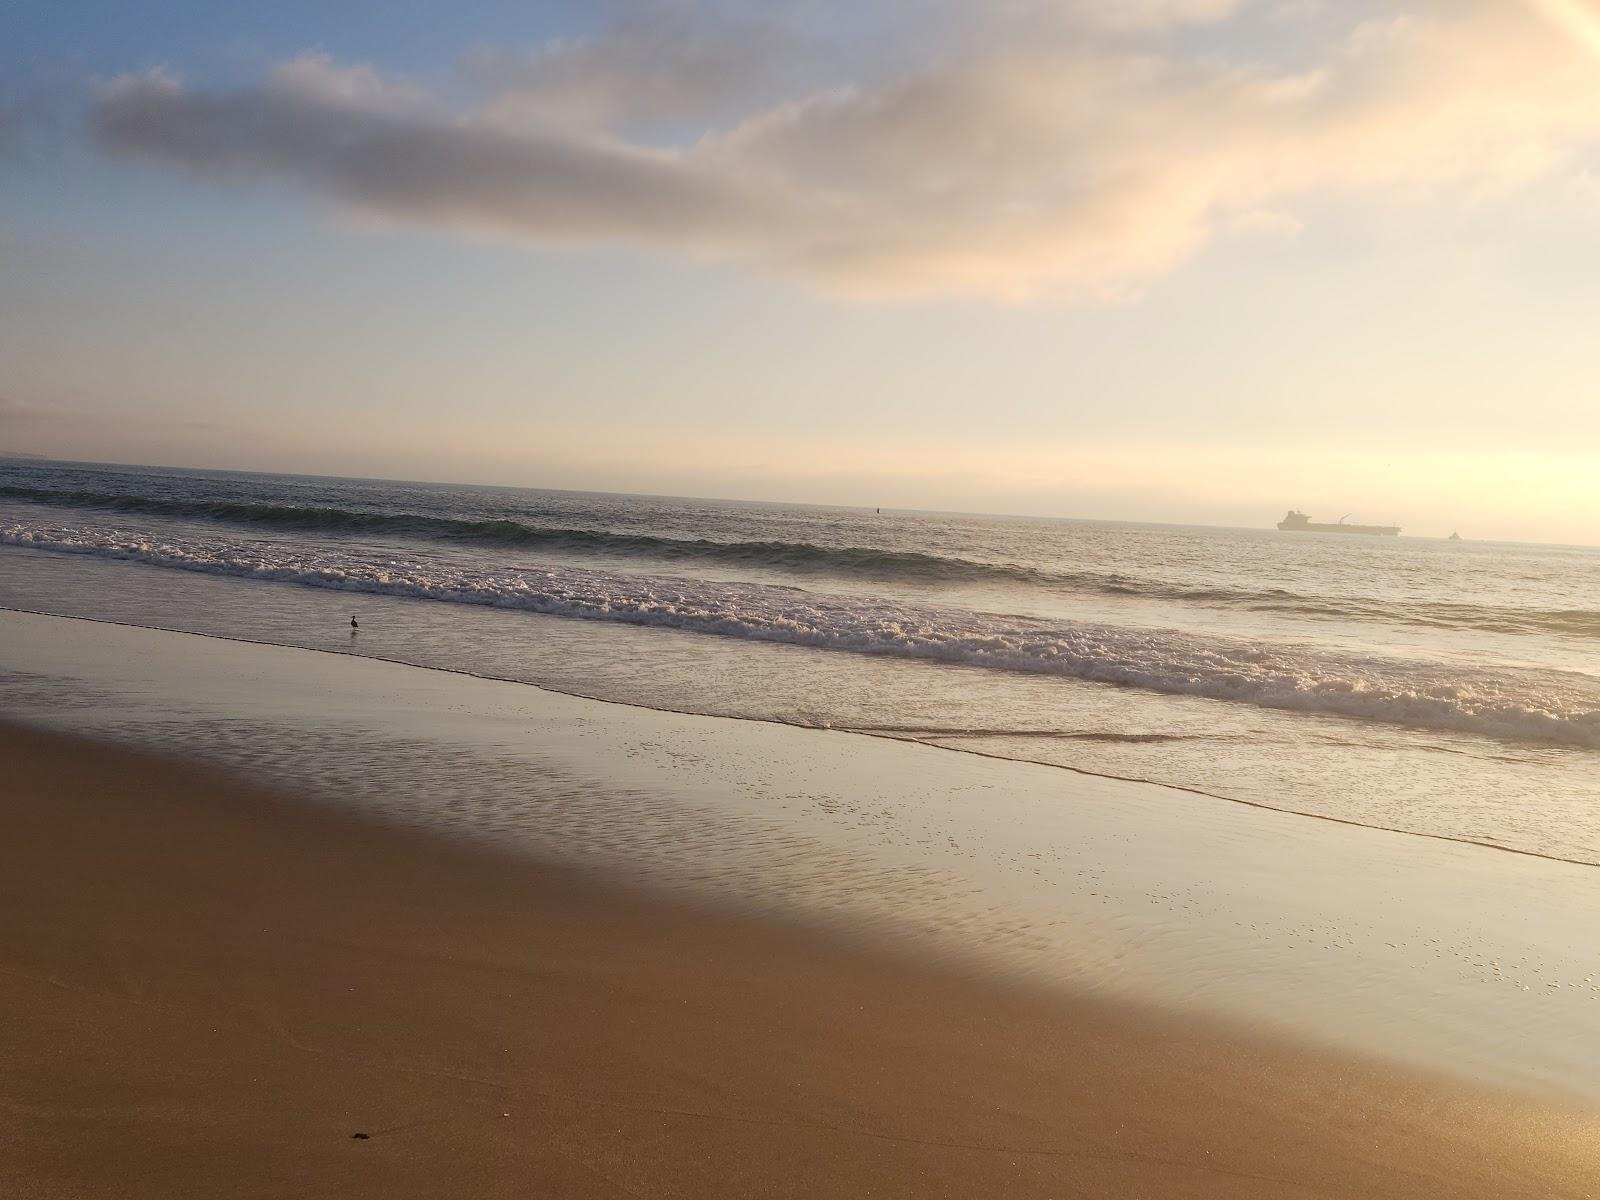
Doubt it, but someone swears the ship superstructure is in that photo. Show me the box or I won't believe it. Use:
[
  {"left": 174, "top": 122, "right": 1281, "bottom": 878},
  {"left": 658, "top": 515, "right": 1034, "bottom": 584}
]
[{"left": 1277, "top": 510, "right": 1400, "bottom": 536}]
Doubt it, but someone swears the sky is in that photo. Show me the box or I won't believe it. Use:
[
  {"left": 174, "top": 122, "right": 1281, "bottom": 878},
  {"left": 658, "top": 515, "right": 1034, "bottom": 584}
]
[{"left": 3, "top": 0, "right": 1600, "bottom": 541}]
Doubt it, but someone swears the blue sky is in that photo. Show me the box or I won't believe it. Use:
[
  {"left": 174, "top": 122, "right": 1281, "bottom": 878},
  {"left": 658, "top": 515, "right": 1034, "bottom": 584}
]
[
  {"left": 3, "top": 1, "right": 590, "bottom": 79},
  {"left": 5, "top": 1, "right": 1600, "bottom": 540}
]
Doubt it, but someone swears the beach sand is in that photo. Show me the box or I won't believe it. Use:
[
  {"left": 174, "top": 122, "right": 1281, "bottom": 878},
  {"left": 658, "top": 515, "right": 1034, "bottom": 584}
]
[{"left": 2, "top": 721, "right": 1595, "bottom": 1199}]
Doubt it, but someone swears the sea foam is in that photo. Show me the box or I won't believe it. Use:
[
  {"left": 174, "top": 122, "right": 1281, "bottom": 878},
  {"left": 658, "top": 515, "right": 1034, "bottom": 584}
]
[
  {"left": 7, "top": 519, "right": 1599, "bottom": 750},
  {"left": 7, "top": 485, "right": 1600, "bottom": 639}
]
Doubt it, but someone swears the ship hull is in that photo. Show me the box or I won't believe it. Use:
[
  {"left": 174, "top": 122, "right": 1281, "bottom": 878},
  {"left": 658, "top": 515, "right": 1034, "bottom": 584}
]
[{"left": 1277, "top": 521, "right": 1400, "bottom": 536}]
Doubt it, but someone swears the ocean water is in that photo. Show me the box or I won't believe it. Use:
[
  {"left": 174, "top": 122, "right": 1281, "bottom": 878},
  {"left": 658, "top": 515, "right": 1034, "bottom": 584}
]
[{"left": 3, "top": 457, "right": 1599, "bottom": 864}]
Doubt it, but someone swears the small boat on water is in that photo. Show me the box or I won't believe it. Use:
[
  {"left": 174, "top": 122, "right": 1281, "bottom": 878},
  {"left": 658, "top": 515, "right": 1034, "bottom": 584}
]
[{"left": 1276, "top": 510, "right": 1401, "bottom": 537}]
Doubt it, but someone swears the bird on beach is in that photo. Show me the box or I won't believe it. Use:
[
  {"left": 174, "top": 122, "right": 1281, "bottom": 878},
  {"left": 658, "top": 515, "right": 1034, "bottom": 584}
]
[{"left": 350, "top": 615, "right": 359, "bottom": 631}]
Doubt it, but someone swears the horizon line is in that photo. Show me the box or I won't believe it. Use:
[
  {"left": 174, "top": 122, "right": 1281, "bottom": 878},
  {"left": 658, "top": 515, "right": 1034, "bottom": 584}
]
[{"left": 2, "top": 452, "right": 1588, "bottom": 552}]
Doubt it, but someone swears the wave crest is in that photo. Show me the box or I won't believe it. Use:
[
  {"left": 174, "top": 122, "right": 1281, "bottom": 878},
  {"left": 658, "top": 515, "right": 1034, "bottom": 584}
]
[
  {"left": 7, "top": 484, "right": 1600, "bottom": 640},
  {"left": 6, "top": 519, "right": 1599, "bottom": 750}
]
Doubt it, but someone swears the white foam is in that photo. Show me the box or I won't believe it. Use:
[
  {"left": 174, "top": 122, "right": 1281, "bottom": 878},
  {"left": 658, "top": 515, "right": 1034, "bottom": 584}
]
[{"left": 7, "top": 519, "right": 1600, "bottom": 749}]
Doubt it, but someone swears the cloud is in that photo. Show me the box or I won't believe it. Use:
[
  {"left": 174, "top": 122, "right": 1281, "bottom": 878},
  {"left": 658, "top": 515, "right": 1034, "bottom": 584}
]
[
  {"left": 1053, "top": 0, "right": 1246, "bottom": 33},
  {"left": 92, "top": 60, "right": 786, "bottom": 249},
  {"left": 1528, "top": 0, "right": 1600, "bottom": 61},
  {"left": 1232, "top": 209, "right": 1304, "bottom": 237},
  {"left": 464, "top": 7, "right": 811, "bottom": 133},
  {"left": 89, "top": 2, "right": 1600, "bottom": 301}
]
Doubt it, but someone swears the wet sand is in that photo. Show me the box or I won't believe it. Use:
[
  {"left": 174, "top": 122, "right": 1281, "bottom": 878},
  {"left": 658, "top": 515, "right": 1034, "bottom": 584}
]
[
  {"left": 2, "top": 721, "right": 1596, "bottom": 1199},
  {"left": 5, "top": 609, "right": 1600, "bottom": 1099}
]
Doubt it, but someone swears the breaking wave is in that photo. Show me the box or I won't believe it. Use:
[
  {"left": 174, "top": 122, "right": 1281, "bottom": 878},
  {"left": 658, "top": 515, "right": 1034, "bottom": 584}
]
[
  {"left": 7, "top": 519, "right": 1599, "bottom": 750},
  {"left": 6, "top": 483, "right": 1599, "bottom": 639},
  {"left": 0, "top": 484, "right": 1059, "bottom": 583}
]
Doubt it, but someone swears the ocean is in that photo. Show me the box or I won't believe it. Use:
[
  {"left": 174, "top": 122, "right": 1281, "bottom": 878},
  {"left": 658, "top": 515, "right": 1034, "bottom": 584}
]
[{"left": 3, "top": 457, "right": 1598, "bottom": 866}]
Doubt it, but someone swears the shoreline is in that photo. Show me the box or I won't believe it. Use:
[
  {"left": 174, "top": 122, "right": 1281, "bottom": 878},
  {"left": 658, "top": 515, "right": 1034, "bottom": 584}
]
[
  {"left": 4, "top": 720, "right": 1597, "bottom": 1198},
  {"left": 4, "top": 607, "right": 1600, "bottom": 1103},
  {"left": 5, "top": 600, "right": 1594, "bottom": 872}
]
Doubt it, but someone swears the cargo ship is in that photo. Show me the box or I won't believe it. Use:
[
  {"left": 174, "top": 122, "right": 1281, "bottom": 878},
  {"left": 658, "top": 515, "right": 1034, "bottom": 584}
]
[{"left": 1277, "top": 510, "right": 1400, "bottom": 536}]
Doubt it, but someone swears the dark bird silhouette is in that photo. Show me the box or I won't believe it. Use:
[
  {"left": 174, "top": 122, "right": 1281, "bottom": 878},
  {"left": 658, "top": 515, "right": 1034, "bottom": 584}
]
[{"left": 350, "top": 615, "right": 359, "bottom": 630}]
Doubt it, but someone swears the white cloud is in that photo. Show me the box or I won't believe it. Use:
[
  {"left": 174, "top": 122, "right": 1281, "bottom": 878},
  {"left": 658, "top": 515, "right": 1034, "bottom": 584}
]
[
  {"left": 89, "top": 2, "right": 1600, "bottom": 301},
  {"left": 1527, "top": 0, "right": 1600, "bottom": 61},
  {"left": 1057, "top": 0, "right": 1247, "bottom": 33},
  {"left": 1232, "top": 209, "right": 1304, "bottom": 236}
]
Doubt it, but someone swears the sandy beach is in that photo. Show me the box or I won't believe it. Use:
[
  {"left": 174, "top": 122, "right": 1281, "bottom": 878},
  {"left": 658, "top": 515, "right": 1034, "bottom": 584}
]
[
  {"left": 12, "top": 0, "right": 1600, "bottom": 1190},
  {"left": 0, "top": 717, "right": 1595, "bottom": 1198},
  {"left": 10, "top": 0, "right": 1600, "bottom": 1189},
  {"left": 5, "top": 608, "right": 1600, "bottom": 1098}
]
